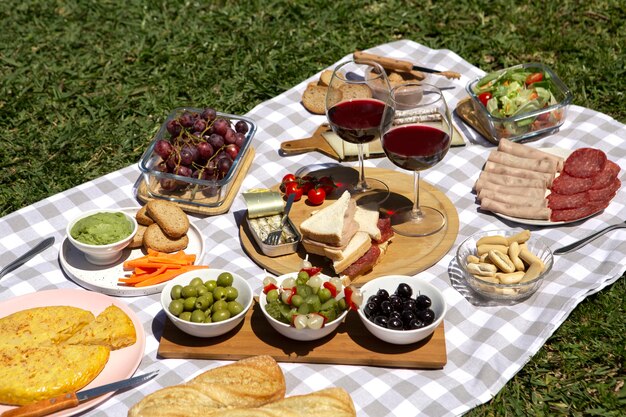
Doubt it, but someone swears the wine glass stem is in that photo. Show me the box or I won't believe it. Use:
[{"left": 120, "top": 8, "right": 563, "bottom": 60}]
[
  {"left": 355, "top": 142, "right": 368, "bottom": 192},
  {"left": 412, "top": 170, "right": 424, "bottom": 221}
]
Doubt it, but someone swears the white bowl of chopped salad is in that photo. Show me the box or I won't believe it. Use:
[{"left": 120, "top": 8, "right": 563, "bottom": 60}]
[{"left": 466, "top": 62, "right": 572, "bottom": 144}]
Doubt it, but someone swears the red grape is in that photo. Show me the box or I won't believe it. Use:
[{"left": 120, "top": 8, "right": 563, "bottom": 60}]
[
  {"left": 224, "top": 128, "right": 237, "bottom": 144},
  {"left": 193, "top": 118, "right": 207, "bottom": 133},
  {"left": 208, "top": 133, "right": 224, "bottom": 149},
  {"left": 180, "top": 144, "right": 199, "bottom": 165},
  {"left": 160, "top": 178, "right": 178, "bottom": 191},
  {"left": 217, "top": 158, "right": 233, "bottom": 177},
  {"left": 154, "top": 139, "right": 173, "bottom": 159},
  {"left": 197, "top": 141, "right": 214, "bottom": 160},
  {"left": 201, "top": 107, "right": 217, "bottom": 122},
  {"left": 234, "top": 132, "right": 245, "bottom": 147},
  {"left": 213, "top": 118, "right": 230, "bottom": 136},
  {"left": 224, "top": 144, "right": 239, "bottom": 160},
  {"left": 174, "top": 165, "right": 192, "bottom": 177},
  {"left": 235, "top": 120, "right": 248, "bottom": 134},
  {"left": 166, "top": 119, "right": 182, "bottom": 136},
  {"left": 179, "top": 112, "right": 196, "bottom": 128}
]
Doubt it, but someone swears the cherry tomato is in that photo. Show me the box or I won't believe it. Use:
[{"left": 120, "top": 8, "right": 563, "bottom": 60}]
[
  {"left": 478, "top": 92, "right": 493, "bottom": 107},
  {"left": 307, "top": 187, "right": 326, "bottom": 205},
  {"left": 284, "top": 182, "right": 303, "bottom": 201},
  {"left": 525, "top": 72, "right": 543, "bottom": 85},
  {"left": 300, "top": 176, "right": 316, "bottom": 194},
  {"left": 282, "top": 173, "right": 297, "bottom": 183}
]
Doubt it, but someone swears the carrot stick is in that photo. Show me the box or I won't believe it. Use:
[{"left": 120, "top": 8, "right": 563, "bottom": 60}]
[{"left": 134, "top": 265, "right": 209, "bottom": 287}]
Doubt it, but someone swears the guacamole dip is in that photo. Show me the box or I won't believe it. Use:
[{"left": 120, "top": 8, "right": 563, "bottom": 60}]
[{"left": 71, "top": 212, "right": 133, "bottom": 245}]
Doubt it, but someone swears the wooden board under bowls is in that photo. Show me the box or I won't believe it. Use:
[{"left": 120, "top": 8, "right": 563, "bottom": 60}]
[
  {"left": 239, "top": 165, "right": 459, "bottom": 287},
  {"left": 158, "top": 301, "right": 447, "bottom": 369},
  {"left": 136, "top": 147, "right": 255, "bottom": 216}
]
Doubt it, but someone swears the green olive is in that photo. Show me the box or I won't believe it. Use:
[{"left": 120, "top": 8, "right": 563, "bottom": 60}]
[
  {"left": 212, "top": 309, "right": 231, "bottom": 322},
  {"left": 204, "top": 280, "right": 217, "bottom": 292},
  {"left": 305, "top": 294, "right": 322, "bottom": 313},
  {"left": 196, "top": 285, "right": 209, "bottom": 297},
  {"left": 168, "top": 299, "right": 184, "bottom": 316},
  {"left": 183, "top": 296, "right": 197, "bottom": 312},
  {"left": 290, "top": 294, "right": 303, "bottom": 308},
  {"left": 318, "top": 287, "right": 332, "bottom": 303},
  {"left": 212, "top": 299, "right": 228, "bottom": 312},
  {"left": 297, "top": 302, "right": 310, "bottom": 315},
  {"left": 190, "top": 309, "right": 206, "bottom": 323},
  {"left": 227, "top": 301, "right": 244, "bottom": 316},
  {"left": 170, "top": 285, "right": 183, "bottom": 300},
  {"left": 217, "top": 272, "right": 233, "bottom": 287},
  {"left": 195, "top": 295, "right": 212, "bottom": 311},
  {"left": 225, "top": 286, "right": 238, "bottom": 301},
  {"left": 179, "top": 312, "right": 192, "bottom": 321},
  {"left": 203, "top": 315, "right": 212, "bottom": 323},
  {"left": 296, "top": 271, "right": 309, "bottom": 284},
  {"left": 338, "top": 298, "right": 348, "bottom": 311},
  {"left": 266, "top": 289, "right": 279, "bottom": 303},
  {"left": 189, "top": 277, "right": 204, "bottom": 287},
  {"left": 213, "top": 286, "right": 227, "bottom": 301},
  {"left": 181, "top": 285, "right": 198, "bottom": 298}
]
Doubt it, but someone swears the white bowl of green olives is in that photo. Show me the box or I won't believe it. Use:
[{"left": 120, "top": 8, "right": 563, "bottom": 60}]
[
  {"left": 357, "top": 275, "right": 447, "bottom": 345},
  {"left": 160, "top": 269, "right": 253, "bottom": 338},
  {"left": 259, "top": 270, "right": 351, "bottom": 342}
]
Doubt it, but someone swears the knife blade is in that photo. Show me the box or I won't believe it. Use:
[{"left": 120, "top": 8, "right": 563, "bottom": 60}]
[
  {"left": 354, "top": 50, "right": 462, "bottom": 80},
  {"left": 1, "top": 370, "right": 158, "bottom": 417}
]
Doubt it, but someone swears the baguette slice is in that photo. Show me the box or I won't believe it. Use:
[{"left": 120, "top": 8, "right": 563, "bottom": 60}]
[
  {"left": 128, "top": 356, "right": 286, "bottom": 417},
  {"left": 299, "top": 191, "right": 358, "bottom": 247},
  {"left": 331, "top": 231, "right": 372, "bottom": 273}
]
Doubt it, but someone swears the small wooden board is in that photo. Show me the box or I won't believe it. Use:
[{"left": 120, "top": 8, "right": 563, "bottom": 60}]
[
  {"left": 239, "top": 166, "right": 459, "bottom": 286},
  {"left": 136, "top": 148, "right": 255, "bottom": 216},
  {"left": 158, "top": 301, "right": 447, "bottom": 369},
  {"left": 281, "top": 124, "right": 341, "bottom": 160}
]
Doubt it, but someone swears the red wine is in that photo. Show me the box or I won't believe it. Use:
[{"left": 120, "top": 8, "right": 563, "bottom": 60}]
[
  {"left": 327, "top": 99, "right": 385, "bottom": 144},
  {"left": 382, "top": 124, "right": 450, "bottom": 171}
]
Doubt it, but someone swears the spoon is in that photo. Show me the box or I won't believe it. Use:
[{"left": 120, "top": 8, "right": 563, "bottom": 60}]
[
  {"left": 0, "top": 236, "right": 55, "bottom": 280},
  {"left": 554, "top": 221, "right": 626, "bottom": 255}
]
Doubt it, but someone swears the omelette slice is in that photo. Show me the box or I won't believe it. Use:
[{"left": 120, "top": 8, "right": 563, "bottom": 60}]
[
  {"left": 65, "top": 304, "right": 137, "bottom": 350},
  {"left": 0, "top": 306, "right": 94, "bottom": 346},
  {"left": 0, "top": 344, "right": 110, "bottom": 405}
]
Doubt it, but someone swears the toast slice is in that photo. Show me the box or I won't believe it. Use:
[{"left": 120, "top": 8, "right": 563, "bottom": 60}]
[{"left": 299, "top": 191, "right": 358, "bottom": 247}]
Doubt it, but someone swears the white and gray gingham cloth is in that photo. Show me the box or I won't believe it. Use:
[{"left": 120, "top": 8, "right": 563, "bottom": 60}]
[{"left": 1, "top": 40, "right": 625, "bottom": 416}]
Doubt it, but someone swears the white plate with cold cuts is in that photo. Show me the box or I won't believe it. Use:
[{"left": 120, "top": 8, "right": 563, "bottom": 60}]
[
  {"left": 491, "top": 147, "right": 609, "bottom": 226},
  {"left": 60, "top": 207, "right": 205, "bottom": 296}
]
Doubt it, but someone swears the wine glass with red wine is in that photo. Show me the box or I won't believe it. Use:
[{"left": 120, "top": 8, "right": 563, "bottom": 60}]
[
  {"left": 325, "top": 60, "right": 391, "bottom": 204},
  {"left": 380, "top": 83, "right": 452, "bottom": 236}
]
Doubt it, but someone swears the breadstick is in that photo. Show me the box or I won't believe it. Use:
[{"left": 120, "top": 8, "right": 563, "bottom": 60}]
[
  {"left": 506, "top": 230, "right": 531, "bottom": 245},
  {"left": 466, "top": 255, "right": 480, "bottom": 264},
  {"left": 476, "top": 235, "right": 509, "bottom": 247},
  {"left": 496, "top": 271, "right": 525, "bottom": 284},
  {"left": 487, "top": 249, "right": 515, "bottom": 273},
  {"left": 507, "top": 241, "right": 526, "bottom": 271},
  {"left": 467, "top": 262, "right": 497, "bottom": 277},
  {"left": 519, "top": 245, "right": 544, "bottom": 268},
  {"left": 477, "top": 244, "right": 508, "bottom": 256},
  {"left": 520, "top": 261, "right": 544, "bottom": 282}
]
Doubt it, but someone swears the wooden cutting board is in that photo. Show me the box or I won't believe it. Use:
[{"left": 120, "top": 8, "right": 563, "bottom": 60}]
[
  {"left": 158, "top": 301, "right": 447, "bottom": 369},
  {"left": 239, "top": 165, "right": 459, "bottom": 287}
]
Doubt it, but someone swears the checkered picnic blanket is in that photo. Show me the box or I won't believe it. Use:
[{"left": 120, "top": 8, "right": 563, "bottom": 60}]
[{"left": 1, "top": 40, "right": 624, "bottom": 416}]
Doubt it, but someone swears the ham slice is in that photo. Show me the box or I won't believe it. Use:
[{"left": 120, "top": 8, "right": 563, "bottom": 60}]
[
  {"left": 498, "top": 138, "right": 564, "bottom": 172},
  {"left": 474, "top": 171, "right": 546, "bottom": 193},
  {"left": 478, "top": 188, "right": 548, "bottom": 208},
  {"left": 477, "top": 183, "right": 547, "bottom": 200},
  {"left": 480, "top": 197, "right": 551, "bottom": 220},
  {"left": 487, "top": 150, "right": 559, "bottom": 174},
  {"left": 484, "top": 161, "right": 555, "bottom": 187}
]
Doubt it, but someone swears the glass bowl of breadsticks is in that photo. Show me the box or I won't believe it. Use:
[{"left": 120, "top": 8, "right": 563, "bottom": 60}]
[{"left": 456, "top": 229, "right": 553, "bottom": 301}]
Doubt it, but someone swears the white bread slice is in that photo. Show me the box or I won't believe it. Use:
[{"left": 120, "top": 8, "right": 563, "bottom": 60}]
[
  {"left": 299, "top": 191, "right": 358, "bottom": 247},
  {"left": 354, "top": 204, "right": 381, "bottom": 241},
  {"left": 301, "top": 238, "right": 346, "bottom": 261},
  {"left": 331, "top": 232, "right": 372, "bottom": 273}
]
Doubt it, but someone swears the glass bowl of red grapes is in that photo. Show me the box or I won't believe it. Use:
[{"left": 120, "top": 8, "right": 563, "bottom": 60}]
[
  {"left": 138, "top": 107, "right": 256, "bottom": 208},
  {"left": 357, "top": 275, "right": 447, "bottom": 345}
]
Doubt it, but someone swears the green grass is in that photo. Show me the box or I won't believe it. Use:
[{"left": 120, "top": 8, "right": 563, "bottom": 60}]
[{"left": 1, "top": 0, "right": 624, "bottom": 415}]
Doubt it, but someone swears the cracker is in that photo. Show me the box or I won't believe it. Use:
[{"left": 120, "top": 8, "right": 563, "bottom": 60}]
[
  {"left": 128, "top": 224, "right": 147, "bottom": 249},
  {"left": 143, "top": 223, "right": 189, "bottom": 253},
  {"left": 145, "top": 200, "right": 189, "bottom": 239},
  {"left": 301, "top": 84, "right": 328, "bottom": 115},
  {"left": 339, "top": 84, "right": 372, "bottom": 100},
  {"left": 318, "top": 69, "right": 335, "bottom": 86}
]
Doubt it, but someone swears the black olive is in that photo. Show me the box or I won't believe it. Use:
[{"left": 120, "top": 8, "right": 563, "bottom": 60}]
[
  {"left": 367, "top": 295, "right": 381, "bottom": 306},
  {"left": 363, "top": 302, "right": 378, "bottom": 318},
  {"left": 373, "top": 315, "right": 389, "bottom": 327},
  {"left": 389, "top": 295, "right": 403, "bottom": 312},
  {"left": 401, "top": 309, "right": 416, "bottom": 327},
  {"left": 408, "top": 318, "right": 426, "bottom": 329},
  {"left": 379, "top": 300, "right": 392, "bottom": 315},
  {"left": 389, "top": 311, "right": 402, "bottom": 321},
  {"left": 416, "top": 308, "right": 435, "bottom": 325},
  {"left": 387, "top": 317, "right": 403, "bottom": 330},
  {"left": 395, "top": 283, "right": 413, "bottom": 299},
  {"left": 415, "top": 294, "right": 432, "bottom": 310},
  {"left": 376, "top": 288, "right": 390, "bottom": 301},
  {"left": 403, "top": 299, "right": 417, "bottom": 312}
]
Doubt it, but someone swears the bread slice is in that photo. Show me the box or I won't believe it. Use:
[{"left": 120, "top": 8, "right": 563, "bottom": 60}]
[
  {"left": 146, "top": 200, "right": 189, "bottom": 239},
  {"left": 135, "top": 205, "right": 154, "bottom": 226},
  {"left": 354, "top": 204, "right": 381, "bottom": 241},
  {"left": 128, "top": 224, "right": 147, "bottom": 249},
  {"left": 318, "top": 69, "right": 335, "bottom": 87},
  {"left": 301, "top": 84, "right": 328, "bottom": 115},
  {"left": 143, "top": 223, "right": 189, "bottom": 253},
  {"left": 331, "top": 232, "right": 372, "bottom": 273},
  {"left": 300, "top": 191, "right": 358, "bottom": 247},
  {"left": 339, "top": 84, "right": 372, "bottom": 100}
]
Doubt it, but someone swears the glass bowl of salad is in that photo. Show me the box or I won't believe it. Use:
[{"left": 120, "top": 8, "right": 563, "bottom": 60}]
[{"left": 466, "top": 63, "right": 572, "bottom": 143}]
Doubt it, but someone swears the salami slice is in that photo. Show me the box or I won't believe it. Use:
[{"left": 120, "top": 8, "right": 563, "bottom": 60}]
[
  {"left": 550, "top": 204, "right": 597, "bottom": 222},
  {"left": 591, "top": 160, "right": 620, "bottom": 190},
  {"left": 550, "top": 173, "right": 593, "bottom": 195},
  {"left": 563, "top": 148, "right": 607, "bottom": 178},
  {"left": 547, "top": 191, "right": 587, "bottom": 210},
  {"left": 587, "top": 178, "right": 621, "bottom": 201}
]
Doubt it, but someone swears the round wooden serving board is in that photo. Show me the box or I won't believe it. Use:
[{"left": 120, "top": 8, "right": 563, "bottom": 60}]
[{"left": 240, "top": 166, "right": 459, "bottom": 286}]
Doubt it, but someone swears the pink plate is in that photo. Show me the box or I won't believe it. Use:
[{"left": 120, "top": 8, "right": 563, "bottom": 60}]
[{"left": 0, "top": 289, "right": 146, "bottom": 416}]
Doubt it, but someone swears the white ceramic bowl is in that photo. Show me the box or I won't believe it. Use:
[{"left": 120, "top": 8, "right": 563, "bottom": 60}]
[
  {"left": 456, "top": 230, "right": 553, "bottom": 301},
  {"left": 161, "top": 269, "right": 253, "bottom": 338},
  {"left": 66, "top": 209, "right": 138, "bottom": 265},
  {"left": 259, "top": 272, "right": 348, "bottom": 341},
  {"left": 357, "top": 275, "right": 447, "bottom": 345}
]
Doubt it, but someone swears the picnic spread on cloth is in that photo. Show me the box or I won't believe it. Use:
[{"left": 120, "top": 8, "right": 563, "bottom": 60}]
[{"left": 1, "top": 40, "right": 624, "bottom": 417}]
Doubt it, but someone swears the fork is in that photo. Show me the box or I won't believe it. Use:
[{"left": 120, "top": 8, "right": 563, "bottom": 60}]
[
  {"left": 265, "top": 193, "right": 296, "bottom": 246},
  {"left": 554, "top": 220, "right": 626, "bottom": 254}
]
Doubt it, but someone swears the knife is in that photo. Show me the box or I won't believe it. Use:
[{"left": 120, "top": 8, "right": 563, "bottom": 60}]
[
  {"left": 354, "top": 50, "right": 462, "bottom": 80},
  {"left": 1, "top": 370, "right": 159, "bottom": 417}
]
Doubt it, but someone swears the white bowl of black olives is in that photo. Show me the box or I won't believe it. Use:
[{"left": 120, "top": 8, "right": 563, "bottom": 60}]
[
  {"left": 357, "top": 275, "right": 447, "bottom": 345},
  {"left": 160, "top": 269, "right": 253, "bottom": 338}
]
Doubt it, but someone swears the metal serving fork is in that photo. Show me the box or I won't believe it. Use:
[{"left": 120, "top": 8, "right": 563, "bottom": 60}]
[
  {"left": 265, "top": 193, "right": 296, "bottom": 246},
  {"left": 554, "top": 220, "right": 626, "bottom": 254}
]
